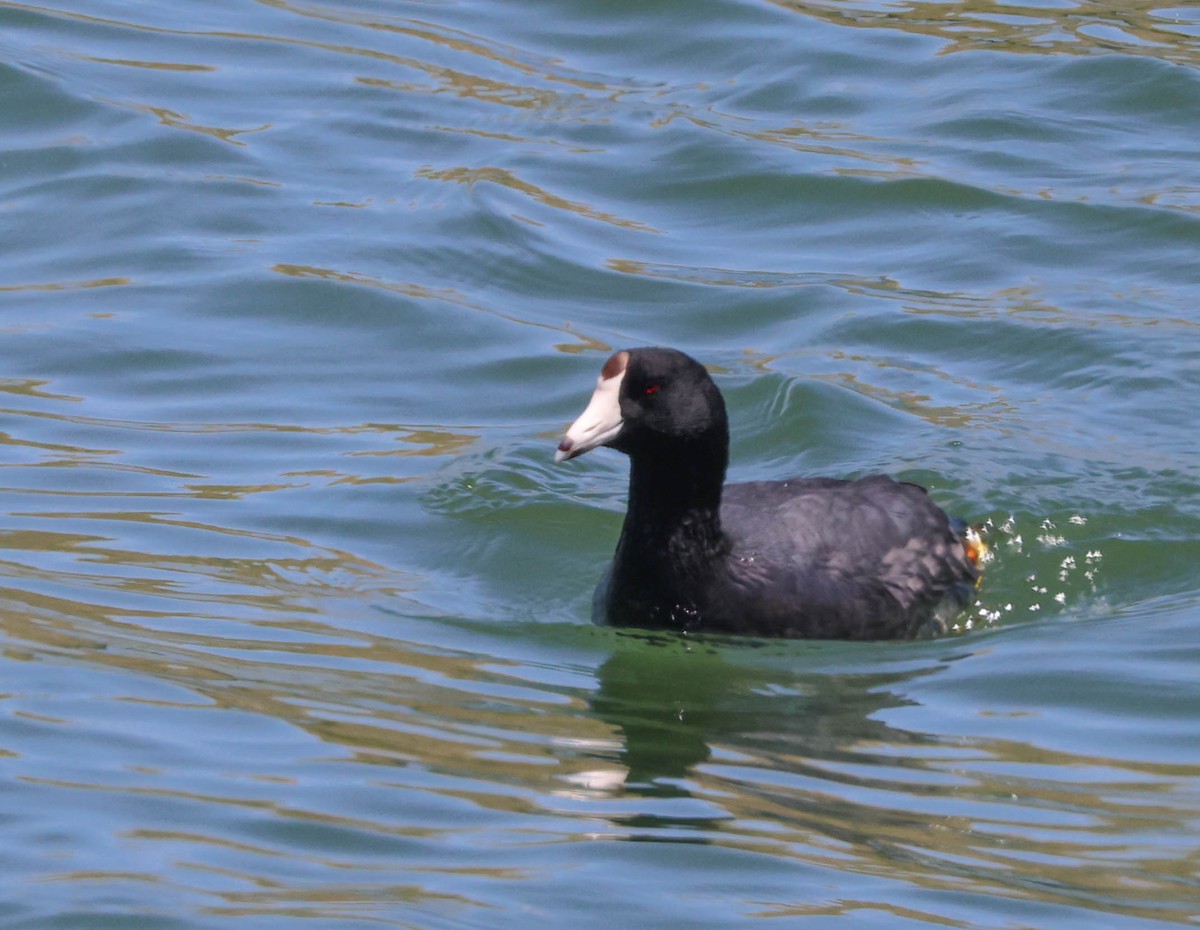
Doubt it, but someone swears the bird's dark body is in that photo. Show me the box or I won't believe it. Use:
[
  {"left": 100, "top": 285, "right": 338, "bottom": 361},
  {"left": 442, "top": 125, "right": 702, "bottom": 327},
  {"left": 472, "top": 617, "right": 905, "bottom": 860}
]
[{"left": 597, "top": 475, "right": 978, "bottom": 640}]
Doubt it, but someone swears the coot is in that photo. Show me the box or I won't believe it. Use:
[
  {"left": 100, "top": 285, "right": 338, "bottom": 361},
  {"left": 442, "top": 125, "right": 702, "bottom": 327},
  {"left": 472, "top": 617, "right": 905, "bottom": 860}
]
[{"left": 555, "top": 347, "right": 982, "bottom": 640}]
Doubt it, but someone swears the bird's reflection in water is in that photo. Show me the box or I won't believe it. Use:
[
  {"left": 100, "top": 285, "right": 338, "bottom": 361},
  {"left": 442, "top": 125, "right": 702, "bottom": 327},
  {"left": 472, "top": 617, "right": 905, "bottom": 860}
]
[
  {"left": 591, "top": 632, "right": 939, "bottom": 783},
  {"left": 578, "top": 630, "right": 961, "bottom": 848}
]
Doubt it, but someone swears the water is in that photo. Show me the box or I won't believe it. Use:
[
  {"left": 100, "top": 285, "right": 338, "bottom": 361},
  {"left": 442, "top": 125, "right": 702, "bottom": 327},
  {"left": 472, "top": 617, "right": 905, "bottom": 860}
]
[{"left": 2, "top": 0, "right": 1199, "bottom": 926}]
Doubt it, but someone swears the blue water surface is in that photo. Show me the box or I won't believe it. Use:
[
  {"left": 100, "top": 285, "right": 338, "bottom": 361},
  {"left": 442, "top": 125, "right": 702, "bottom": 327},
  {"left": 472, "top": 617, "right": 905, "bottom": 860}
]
[{"left": 1, "top": 0, "right": 1199, "bottom": 926}]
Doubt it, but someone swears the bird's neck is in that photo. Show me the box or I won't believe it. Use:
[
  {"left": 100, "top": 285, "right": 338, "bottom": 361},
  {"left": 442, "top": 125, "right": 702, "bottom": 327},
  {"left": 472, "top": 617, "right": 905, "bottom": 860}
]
[{"left": 619, "top": 436, "right": 728, "bottom": 562}]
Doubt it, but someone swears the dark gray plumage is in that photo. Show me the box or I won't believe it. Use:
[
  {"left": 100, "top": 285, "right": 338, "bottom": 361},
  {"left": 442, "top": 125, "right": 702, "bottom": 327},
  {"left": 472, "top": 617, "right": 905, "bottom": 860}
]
[{"left": 557, "top": 347, "right": 981, "bottom": 640}]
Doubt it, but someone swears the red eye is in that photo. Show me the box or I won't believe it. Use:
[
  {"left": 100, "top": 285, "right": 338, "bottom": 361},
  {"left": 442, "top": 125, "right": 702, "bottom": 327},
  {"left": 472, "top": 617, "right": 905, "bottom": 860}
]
[{"left": 644, "top": 384, "right": 661, "bottom": 396}]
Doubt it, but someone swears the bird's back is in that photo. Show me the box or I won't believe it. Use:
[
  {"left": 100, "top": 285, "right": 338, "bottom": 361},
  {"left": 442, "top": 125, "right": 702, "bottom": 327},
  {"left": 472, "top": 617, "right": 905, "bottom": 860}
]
[{"left": 711, "top": 475, "right": 978, "bottom": 639}]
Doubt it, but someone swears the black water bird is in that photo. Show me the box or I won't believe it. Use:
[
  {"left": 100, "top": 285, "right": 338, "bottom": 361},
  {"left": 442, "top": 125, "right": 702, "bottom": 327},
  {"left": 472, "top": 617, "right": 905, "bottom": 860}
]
[{"left": 555, "top": 347, "right": 982, "bottom": 639}]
